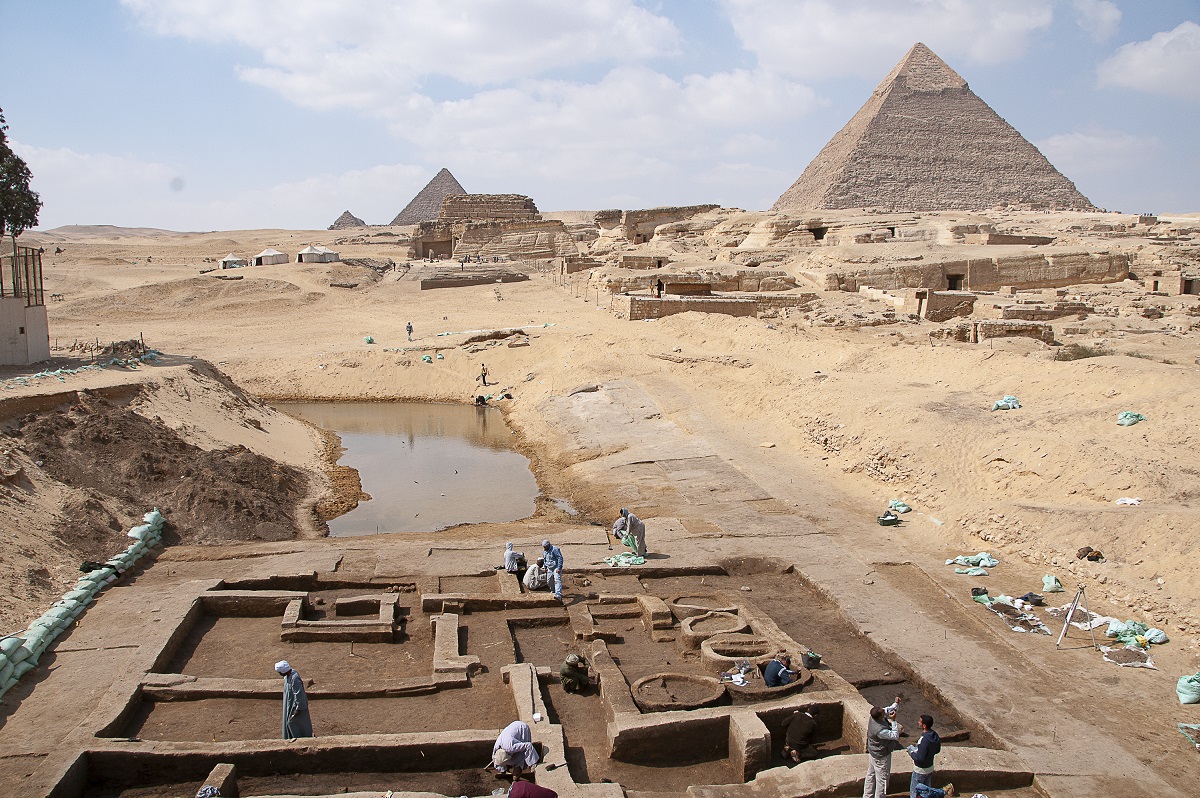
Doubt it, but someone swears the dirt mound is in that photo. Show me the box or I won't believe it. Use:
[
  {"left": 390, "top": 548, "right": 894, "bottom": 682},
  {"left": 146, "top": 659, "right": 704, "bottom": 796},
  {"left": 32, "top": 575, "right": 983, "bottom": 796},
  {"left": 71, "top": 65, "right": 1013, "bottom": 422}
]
[
  {"left": 13, "top": 392, "right": 309, "bottom": 545},
  {"left": 62, "top": 276, "right": 304, "bottom": 319}
]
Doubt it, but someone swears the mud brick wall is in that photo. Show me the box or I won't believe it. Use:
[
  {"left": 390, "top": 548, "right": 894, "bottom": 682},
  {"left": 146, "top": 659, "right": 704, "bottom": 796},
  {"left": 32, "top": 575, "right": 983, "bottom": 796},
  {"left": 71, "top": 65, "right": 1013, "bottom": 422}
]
[{"left": 618, "top": 296, "right": 758, "bottom": 321}]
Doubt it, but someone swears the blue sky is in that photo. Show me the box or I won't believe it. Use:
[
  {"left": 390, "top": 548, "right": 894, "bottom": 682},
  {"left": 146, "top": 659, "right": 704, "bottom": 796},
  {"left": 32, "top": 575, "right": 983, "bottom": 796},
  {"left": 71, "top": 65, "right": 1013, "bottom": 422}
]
[{"left": 1, "top": 0, "right": 1198, "bottom": 231}]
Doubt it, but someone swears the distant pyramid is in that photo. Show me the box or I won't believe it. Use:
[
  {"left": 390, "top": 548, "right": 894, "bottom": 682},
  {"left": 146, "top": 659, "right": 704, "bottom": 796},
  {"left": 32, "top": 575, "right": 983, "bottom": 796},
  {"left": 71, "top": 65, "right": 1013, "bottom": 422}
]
[
  {"left": 389, "top": 168, "right": 467, "bottom": 226},
  {"left": 772, "top": 43, "right": 1096, "bottom": 213},
  {"left": 328, "top": 210, "right": 366, "bottom": 230}
]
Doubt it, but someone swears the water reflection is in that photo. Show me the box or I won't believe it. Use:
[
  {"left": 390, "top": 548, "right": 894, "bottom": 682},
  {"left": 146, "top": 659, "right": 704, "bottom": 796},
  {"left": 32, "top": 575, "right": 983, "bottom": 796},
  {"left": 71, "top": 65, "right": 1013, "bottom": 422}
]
[{"left": 279, "top": 402, "right": 539, "bottom": 536}]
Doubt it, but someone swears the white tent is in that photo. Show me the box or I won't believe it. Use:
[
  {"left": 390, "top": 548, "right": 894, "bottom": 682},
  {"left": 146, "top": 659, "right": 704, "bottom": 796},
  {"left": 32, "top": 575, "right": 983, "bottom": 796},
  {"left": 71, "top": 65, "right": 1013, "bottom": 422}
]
[
  {"left": 297, "top": 245, "right": 340, "bottom": 263},
  {"left": 253, "top": 248, "right": 288, "bottom": 266},
  {"left": 219, "top": 252, "right": 247, "bottom": 269}
]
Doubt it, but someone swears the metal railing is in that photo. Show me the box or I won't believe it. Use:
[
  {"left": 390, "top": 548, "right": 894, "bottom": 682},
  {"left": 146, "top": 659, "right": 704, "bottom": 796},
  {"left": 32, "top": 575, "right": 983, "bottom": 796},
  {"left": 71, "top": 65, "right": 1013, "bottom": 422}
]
[{"left": 0, "top": 245, "right": 45, "bottom": 306}]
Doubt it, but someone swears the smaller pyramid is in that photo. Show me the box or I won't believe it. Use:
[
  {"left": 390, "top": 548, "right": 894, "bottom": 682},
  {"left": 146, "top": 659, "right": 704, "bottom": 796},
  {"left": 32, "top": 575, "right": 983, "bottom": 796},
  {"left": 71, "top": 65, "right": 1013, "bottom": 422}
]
[
  {"left": 328, "top": 210, "right": 366, "bottom": 230},
  {"left": 390, "top": 168, "right": 466, "bottom": 226}
]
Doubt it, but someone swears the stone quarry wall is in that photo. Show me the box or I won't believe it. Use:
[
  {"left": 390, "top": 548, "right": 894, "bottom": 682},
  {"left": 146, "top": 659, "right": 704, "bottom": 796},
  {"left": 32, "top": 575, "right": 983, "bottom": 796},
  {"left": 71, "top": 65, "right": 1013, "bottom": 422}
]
[
  {"left": 818, "top": 252, "right": 1128, "bottom": 292},
  {"left": 439, "top": 194, "right": 540, "bottom": 223},
  {"left": 455, "top": 219, "right": 577, "bottom": 260},
  {"left": 594, "top": 270, "right": 795, "bottom": 295}
]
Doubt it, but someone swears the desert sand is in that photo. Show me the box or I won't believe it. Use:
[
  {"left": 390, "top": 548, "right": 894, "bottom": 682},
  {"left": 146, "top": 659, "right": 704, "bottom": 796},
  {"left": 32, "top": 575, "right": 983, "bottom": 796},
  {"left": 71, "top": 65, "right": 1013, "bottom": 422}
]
[{"left": 1, "top": 218, "right": 1199, "bottom": 797}]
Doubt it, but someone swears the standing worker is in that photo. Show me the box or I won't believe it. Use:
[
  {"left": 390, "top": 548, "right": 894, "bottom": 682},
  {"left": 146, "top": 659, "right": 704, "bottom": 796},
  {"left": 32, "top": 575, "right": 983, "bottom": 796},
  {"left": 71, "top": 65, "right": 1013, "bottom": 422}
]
[
  {"left": 406, "top": 321, "right": 414, "bottom": 341},
  {"left": 276, "top": 660, "right": 312, "bottom": 740},
  {"left": 612, "top": 508, "right": 647, "bottom": 557},
  {"left": 480, "top": 363, "right": 490, "bottom": 386},
  {"left": 862, "top": 705, "right": 903, "bottom": 798},
  {"left": 906, "top": 714, "right": 942, "bottom": 798},
  {"left": 542, "top": 539, "right": 564, "bottom": 601}
]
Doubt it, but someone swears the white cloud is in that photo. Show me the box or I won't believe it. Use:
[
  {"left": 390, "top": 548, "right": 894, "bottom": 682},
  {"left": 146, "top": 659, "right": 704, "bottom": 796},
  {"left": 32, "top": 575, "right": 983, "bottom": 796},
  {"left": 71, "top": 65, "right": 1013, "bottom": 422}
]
[
  {"left": 121, "top": 0, "right": 682, "bottom": 111},
  {"left": 1036, "top": 129, "right": 1158, "bottom": 176},
  {"left": 1097, "top": 20, "right": 1200, "bottom": 100},
  {"left": 1071, "top": 0, "right": 1121, "bottom": 42},
  {"left": 718, "top": 0, "right": 1055, "bottom": 80},
  {"left": 14, "top": 140, "right": 430, "bottom": 229}
]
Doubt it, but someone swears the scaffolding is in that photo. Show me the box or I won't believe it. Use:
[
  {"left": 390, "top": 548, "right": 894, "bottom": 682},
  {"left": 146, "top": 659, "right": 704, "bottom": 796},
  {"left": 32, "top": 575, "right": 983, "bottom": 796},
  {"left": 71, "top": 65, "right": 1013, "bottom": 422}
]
[{"left": 1, "top": 244, "right": 45, "bottom": 307}]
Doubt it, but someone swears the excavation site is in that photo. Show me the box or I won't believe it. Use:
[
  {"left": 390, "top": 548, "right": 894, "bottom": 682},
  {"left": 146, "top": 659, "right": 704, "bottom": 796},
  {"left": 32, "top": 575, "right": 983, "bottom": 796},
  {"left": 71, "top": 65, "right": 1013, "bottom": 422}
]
[{"left": 2, "top": 41, "right": 1199, "bottom": 798}]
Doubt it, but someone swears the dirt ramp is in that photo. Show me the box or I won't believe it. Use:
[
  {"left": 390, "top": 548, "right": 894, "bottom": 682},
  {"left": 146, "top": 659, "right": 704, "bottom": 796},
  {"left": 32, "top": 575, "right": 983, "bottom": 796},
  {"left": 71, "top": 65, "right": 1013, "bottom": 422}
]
[{"left": 14, "top": 391, "right": 308, "bottom": 545}]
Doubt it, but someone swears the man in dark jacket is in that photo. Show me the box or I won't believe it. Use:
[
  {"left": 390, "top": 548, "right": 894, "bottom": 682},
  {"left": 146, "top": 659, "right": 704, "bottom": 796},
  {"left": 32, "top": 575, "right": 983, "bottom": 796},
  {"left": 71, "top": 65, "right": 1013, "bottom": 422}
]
[
  {"left": 763, "top": 653, "right": 795, "bottom": 687},
  {"left": 781, "top": 706, "right": 820, "bottom": 762},
  {"left": 906, "top": 714, "right": 942, "bottom": 798}
]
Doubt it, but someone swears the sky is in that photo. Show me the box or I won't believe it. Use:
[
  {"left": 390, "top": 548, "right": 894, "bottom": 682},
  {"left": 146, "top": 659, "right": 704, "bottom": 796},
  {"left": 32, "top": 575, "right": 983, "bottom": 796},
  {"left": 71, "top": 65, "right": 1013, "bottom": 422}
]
[{"left": 1, "top": 0, "right": 1198, "bottom": 231}]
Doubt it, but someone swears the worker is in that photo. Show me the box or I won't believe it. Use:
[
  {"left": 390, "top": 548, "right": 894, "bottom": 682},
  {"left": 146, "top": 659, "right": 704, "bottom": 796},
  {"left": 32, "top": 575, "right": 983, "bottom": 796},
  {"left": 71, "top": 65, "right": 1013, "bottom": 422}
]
[
  {"left": 523, "top": 557, "right": 549, "bottom": 591},
  {"left": 763, "top": 653, "right": 796, "bottom": 687},
  {"left": 559, "top": 653, "right": 591, "bottom": 693},
  {"left": 612, "top": 508, "right": 647, "bottom": 557},
  {"left": 276, "top": 660, "right": 312, "bottom": 740},
  {"left": 492, "top": 720, "right": 540, "bottom": 778},
  {"left": 542, "top": 539, "right": 564, "bottom": 601}
]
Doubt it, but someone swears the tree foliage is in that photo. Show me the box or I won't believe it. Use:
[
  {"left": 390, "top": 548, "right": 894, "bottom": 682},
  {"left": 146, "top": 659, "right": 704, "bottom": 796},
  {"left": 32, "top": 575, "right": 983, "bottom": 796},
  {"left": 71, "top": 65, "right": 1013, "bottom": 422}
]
[{"left": 0, "top": 107, "right": 42, "bottom": 239}]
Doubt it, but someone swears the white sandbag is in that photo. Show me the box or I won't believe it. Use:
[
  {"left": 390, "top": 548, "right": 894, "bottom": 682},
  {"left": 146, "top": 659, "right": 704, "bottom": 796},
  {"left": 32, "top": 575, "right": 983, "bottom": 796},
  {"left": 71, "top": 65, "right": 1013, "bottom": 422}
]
[
  {"left": 7, "top": 642, "right": 30, "bottom": 665},
  {"left": 144, "top": 508, "right": 163, "bottom": 528},
  {"left": 127, "top": 524, "right": 152, "bottom": 539}
]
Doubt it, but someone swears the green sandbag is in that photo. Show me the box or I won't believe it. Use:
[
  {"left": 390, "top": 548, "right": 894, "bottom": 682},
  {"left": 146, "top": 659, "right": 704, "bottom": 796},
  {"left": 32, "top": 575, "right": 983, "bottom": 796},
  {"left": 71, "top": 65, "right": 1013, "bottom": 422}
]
[
  {"left": 13, "top": 660, "right": 36, "bottom": 678},
  {"left": 1117, "top": 411, "right": 1146, "bottom": 426},
  {"left": 0, "top": 659, "right": 13, "bottom": 682},
  {"left": 0, "top": 636, "right": 23, "bottom": 656},
  {"left": 1178, "top": 672, "right": 1200, "bottom": 704}
]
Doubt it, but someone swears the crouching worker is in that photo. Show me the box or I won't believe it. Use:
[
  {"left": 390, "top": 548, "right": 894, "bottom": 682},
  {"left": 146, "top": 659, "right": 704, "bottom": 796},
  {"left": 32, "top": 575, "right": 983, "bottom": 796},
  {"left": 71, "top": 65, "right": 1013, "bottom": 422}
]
[
  {"left": 764, "top": 653, "right": 796, "bottom": 687},
  {"left": 492, "top": 720, "right": 540, "bottom": 779},
  {"left": 503, "top": 542, "right": 527, "bottom": 583},
  {"left": 559, "top": 653, "right": 592, "bottom": 693},
  {"left": 523, "top": 557, "right": 549, "bottom": 591},
  {"left": 781, "top": 705, "right": 820, "bottom": 763}
]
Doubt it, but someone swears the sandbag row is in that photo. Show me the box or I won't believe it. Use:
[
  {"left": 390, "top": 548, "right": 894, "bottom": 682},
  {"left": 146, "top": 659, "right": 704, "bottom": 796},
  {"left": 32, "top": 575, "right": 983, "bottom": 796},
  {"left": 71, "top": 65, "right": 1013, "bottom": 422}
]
[{"left": 0, "top": 508, "right": 164, "bottom": 699}]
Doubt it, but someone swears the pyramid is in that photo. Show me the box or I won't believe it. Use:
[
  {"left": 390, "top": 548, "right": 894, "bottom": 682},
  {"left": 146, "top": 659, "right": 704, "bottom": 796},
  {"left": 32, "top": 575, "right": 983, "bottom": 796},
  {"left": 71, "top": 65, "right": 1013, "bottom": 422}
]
[
  {"left": 772, "top": 43, "right": 1096, "bottom": 213},
  {"left": 389, "top": 168, "right": 467, "bottom": 226},
  {"left": 328, "top": 210, "right": 366, "bottom": 230}
]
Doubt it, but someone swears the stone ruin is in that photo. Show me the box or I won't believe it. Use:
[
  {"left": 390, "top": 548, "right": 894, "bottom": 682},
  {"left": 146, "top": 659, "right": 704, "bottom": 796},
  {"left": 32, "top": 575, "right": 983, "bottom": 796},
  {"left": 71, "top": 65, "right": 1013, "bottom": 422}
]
[
  {"left": 410, "top": 194, "right": 578, "bottom": 261},
  {"left": 772, "top": 43, "right": 1096, "bottom": 213},
  {"left": 22, "top": 554, "right": 1035, "bottom": 798}
]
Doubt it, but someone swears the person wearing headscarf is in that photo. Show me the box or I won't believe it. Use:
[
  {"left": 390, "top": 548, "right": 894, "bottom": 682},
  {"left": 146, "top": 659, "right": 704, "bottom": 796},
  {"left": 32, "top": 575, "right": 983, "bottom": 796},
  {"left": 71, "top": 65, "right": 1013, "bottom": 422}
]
[
  {"left": 276, "top": 660, "right": 312, "bottom": 740},
  {"left": 523, "top": 557, "right": 549, "bottom": 591},
  {"left": 503, "top": 542, "right": 527, "bottom": 582},
  {"left": 612, "top": 508, "right": 647, "bottom": 557},
  {"left": 559, "top": 653, "right": 591, "bottom": 693},
  {"left": 492, "top": 720, "right": 540, "bottom": 776}
]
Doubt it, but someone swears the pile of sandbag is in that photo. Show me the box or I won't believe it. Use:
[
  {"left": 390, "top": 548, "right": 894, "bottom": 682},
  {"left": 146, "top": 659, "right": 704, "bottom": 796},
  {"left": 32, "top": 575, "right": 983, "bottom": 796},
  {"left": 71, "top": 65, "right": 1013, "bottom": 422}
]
[{"left": 0, "top": 508, "right": 164, "bottom": 699}]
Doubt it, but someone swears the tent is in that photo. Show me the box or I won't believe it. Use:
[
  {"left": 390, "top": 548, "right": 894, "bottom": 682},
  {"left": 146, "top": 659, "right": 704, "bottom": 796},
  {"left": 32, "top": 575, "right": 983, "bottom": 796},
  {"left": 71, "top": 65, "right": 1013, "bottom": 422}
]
[
  {"left": 219, "top": 253, "right": 247, "bottom": 269},
  {"left": 253, "top": 248, "right": 288, "bottom": 266},
  {"left": 297, "top": 245, "right": 340, "bottom": 263}
]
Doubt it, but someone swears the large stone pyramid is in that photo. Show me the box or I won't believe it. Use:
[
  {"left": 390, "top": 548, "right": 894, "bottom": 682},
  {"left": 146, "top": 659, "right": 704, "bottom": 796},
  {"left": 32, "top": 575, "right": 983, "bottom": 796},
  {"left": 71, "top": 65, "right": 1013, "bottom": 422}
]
[
  {"left": 328, "top": 210, "right": 365, "bottom": 230},
  {"left": 389, "top": 168, "right": 467, "bottom": 226},
  {"left": 772, "top": 43, "right": 1096, "bottom": 213}
]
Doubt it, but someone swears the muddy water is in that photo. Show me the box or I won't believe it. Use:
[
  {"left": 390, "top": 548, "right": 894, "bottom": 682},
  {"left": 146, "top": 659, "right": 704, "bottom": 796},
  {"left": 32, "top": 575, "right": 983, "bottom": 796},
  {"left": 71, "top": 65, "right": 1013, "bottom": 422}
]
[{"left": 280, "top": 401, "right": 538, "bottom": 535}]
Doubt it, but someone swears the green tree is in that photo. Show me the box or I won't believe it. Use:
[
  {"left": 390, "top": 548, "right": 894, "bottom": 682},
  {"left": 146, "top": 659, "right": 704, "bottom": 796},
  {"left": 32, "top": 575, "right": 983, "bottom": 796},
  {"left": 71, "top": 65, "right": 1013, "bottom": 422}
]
[{"left": 0, "top": 107, "right": 42, "bottom": 258}]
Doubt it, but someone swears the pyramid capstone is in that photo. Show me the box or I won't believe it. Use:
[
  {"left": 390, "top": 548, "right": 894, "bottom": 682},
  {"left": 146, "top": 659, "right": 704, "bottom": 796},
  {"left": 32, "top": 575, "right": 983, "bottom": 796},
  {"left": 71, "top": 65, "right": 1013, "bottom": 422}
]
[{"left": 772, "top": 43, "right": 1096, "bottom": 213}]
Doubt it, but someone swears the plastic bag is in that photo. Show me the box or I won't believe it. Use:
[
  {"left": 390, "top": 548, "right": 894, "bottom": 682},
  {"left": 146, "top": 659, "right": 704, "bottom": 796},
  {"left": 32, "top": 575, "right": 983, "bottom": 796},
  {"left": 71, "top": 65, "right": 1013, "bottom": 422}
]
[
  {"left": 888, "top": 499, "right": 912, "bottom": 513},
  {"left": 1117, "top": 411, "right": 1146, "bottom": 426},
  {"left": 991, "top": 395, "right": 1021, "bottom": 411},
  {"left": 1042, "top": 575, "right": 1064, "bottom": 593}
]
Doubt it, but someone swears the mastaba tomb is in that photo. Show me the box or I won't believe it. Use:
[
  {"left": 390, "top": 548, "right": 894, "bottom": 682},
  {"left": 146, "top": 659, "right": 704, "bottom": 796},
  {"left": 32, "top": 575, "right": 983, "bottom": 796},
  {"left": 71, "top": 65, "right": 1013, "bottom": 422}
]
[
  {"left": 773, "top": 43, "right": 1096, "bottom": 213},
  {"left": 390, "top": 168, "right": 468, "bottom": 227}
]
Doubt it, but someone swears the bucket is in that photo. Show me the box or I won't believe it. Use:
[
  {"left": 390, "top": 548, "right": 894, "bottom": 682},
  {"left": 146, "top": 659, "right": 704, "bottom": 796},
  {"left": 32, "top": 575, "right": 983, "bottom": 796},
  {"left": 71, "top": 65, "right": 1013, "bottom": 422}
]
[{"left": 800, "top": 651, "right": 821, "bottom": 670}]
